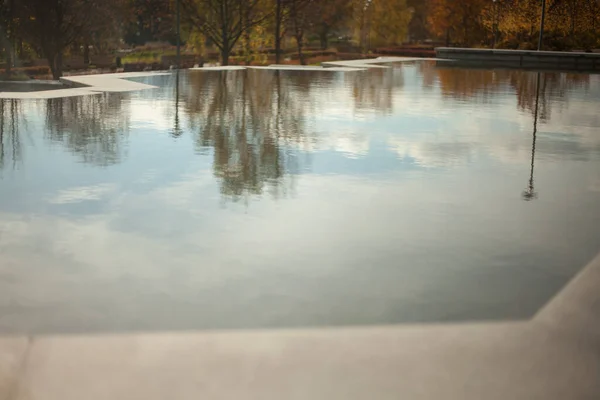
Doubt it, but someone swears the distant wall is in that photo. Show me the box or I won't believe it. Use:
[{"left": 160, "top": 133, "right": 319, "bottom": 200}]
[{"left": 435, "top": 48, "right": 600, "bottom": 71}]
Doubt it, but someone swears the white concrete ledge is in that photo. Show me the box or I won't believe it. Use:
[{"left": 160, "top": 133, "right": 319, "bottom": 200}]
[
  {"left": 0, "top": 88, "right": 101, "bottom": 99},
  {"left": 189, "top": 66, "right": 246, "bottom": 71},
  {"left": 1, "top": 252, "right": 598, "bottom": 399},
  {"left": 249, "top": 65, "right": 365, "bottom": 72},
  {"left": 189, "top": 57, "right": 438, "bottom": 73},
  {"left": 0, "top": 72, "right": 169, "bottom": 99},
  {"left": 322, "top": 56, "right": 442, "bottom": 69},
  {"left": 190, "top": 65, "right": 364, "bottom": 72},
  {"left": 534, "top": 252, "right": 600, "bottom": 337}
]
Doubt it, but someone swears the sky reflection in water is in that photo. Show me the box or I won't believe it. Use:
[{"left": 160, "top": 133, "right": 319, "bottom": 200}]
[{"left": 0, "top": 62, "right": 599, "bottom": 334}]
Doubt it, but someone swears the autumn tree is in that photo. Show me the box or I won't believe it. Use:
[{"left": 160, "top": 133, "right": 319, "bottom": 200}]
[
  {"left": 407, "top": 0, "right": 430, "bottom": 42},
  {"left": 181, "top": 0, "right": 267, "bottom": 65},
  {"left": 286, "top": 0, "right": 314, "bottom": 65},
  {"left": 427, "top": 0, "right": 487, "bottom": 47},
  {"left": 273, "top": 0, "right": 285, "bottom": 63},
  {"left": 497, "top": 0, "right": 543, "bottom": 48},
  {"left": 353, "top": 0, "right": 412, "bottom": 51},
  {"left": 369, "top": 0, "right": 413, "bottom": 46},
  {"left": 313, "top": 0, "right": 354, "bottom": 49},
  {"left": 493, "top": 0, "right": 599, "bottom": 50}
]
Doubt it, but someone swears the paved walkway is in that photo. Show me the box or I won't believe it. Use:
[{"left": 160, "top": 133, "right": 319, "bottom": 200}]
[{"left": 1, "top": 252, "right": 598, "bottom": 400}]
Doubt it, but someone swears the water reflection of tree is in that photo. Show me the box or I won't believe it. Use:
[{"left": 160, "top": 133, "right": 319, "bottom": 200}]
[
  {"left": 45, "top": 94, "right": 130, "bottom": 166},
  {"left": 348, "top": 67, "right": 404, "bottom": 114},
  {"left": 434, "top": 67, "right": 501, "bottom": 102},
  {"left": 182, "top": 70, "right": 307, "bottom": 202},
  {"left": 0, "top": 99, "right": 24, "bottom": 170},
  {"left": 433, "top": 66, "right": 591, "bottom": 121}
]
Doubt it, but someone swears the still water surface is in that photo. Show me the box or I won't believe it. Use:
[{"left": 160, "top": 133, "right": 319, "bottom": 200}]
[{"left": 1, "top": 62, "right": 600, "bottom": 333}]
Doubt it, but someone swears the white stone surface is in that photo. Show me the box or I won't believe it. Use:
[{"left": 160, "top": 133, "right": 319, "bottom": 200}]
[
  {"left": 0, "top": 337, "right": 29, "bottom": 398},
  {"left": 0, "top": 88, "right": 99, "bottom": 99},
  {"left": 1, "top": 252, "right": 598, "bottom": 400},
  {"left": 322, "top": 56, "right": 443, "bottom": 69},
  {"left": 190, "top": 65, "right": 364, "bottom": 72},
  {"left": 188, "top": 58, "right": 444, "bottom": 72},
  {"left": 249, "top": 65, "right": 365, "bottom": 72},
  {"left": 189, "top": 66, "right": 247, "bottom": 71},
  {"left": 0, "top": 72, "right": 168, "bottom": 99},
  {"left": 61, "top": 72, "right": 166, "bottom": 92}
]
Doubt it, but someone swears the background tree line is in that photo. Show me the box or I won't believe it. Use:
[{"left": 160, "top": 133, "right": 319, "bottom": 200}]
[
  {"left": 0, "top": 0, "right": 599, "bottom": 79},
  {"left": 426, "top": 0, "right": 600, "bottom": 50}
]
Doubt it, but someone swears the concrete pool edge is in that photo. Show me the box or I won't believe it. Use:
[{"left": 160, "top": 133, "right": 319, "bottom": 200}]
[
  {"left": 0, "top": 71, "right": 170, "bottom": 99},
  {"left": 0, "top": 58, "right": 438, "bottom": 99},
  {"left": 1, "top": 252, "right": 598, "bottom": 399},
  {"left": 436, "top": 47, "right": 600, "bottom": 72}
]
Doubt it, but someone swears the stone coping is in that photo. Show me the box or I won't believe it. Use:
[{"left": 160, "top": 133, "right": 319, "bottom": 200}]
[
  {"left": 436, "top": 47, "right": 600, "bottom": 59},
  {"left": 0, "top": 251, "right": 598, "bottom": 399}
]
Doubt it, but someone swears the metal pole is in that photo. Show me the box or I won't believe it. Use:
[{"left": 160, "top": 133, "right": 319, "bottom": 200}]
[
  {"left": 176, "top": 0, "right": 181, "bottom": 69},
  {"left": 538, "top": 0, "right": 546, "bottom": 51}
]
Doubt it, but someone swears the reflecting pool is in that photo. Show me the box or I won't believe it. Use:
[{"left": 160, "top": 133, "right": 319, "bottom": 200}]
[{"left": 1, "top": 62, "right": 599, "bottom": 333}]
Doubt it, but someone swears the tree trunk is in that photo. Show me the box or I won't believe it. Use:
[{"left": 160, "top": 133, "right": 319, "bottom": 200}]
[
  {"left": 221, "top": 48, "right": 230, "bottom": 66},
  {"left": 275, "top": 0, "right": 282, "bottom": 64},
  {"left": 445, "top": 28, "right": 450, "bottom": 46},
  {"left": 244, "top": 32, "right": 251, "bottom": 65},
  {"left": 47, "top": 54, "right": 57, "bottom": 80},
  {"left": 244, "top": 7, "right": 251, "bottom": 65},
  {"left": 295, "top": 34, "right": 305, "bottom": 65},
  {"left": 83, "top": 41, "right": 90, "bottom": 66},
  {"left": 6, "top": 49, "right": 11, "bottom": 76},
  {"left": 48, "top": 52, "right": 63, "bottom": 80},
  {"left": 221, "top": 25, "right": 230, "bottom": 66},
  {"left": 5, "top": 0, "right": 13, "bottom": 75},
  {"left": 57, "top": 52, "right": 63, "bottom": 78},
  {"left": 4, "top": 35, "right": 12, "bottom": 76},
  {"left": 319, "top": 26, "right": 328, "bottom": 50}
]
